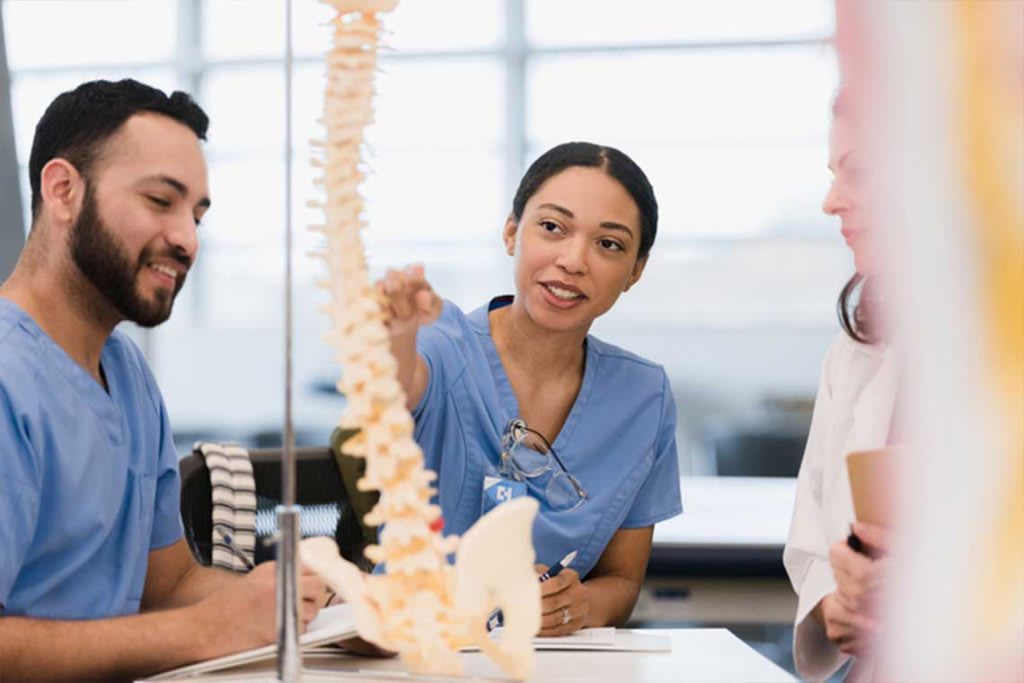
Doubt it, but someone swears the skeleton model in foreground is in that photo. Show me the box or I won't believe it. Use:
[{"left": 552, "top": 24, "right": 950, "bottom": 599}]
[{"left": 302, "top": 1, "right": 540, "bottom": 678}]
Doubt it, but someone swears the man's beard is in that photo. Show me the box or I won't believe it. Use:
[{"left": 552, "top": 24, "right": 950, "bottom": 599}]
[{"left": 69, "top": 183, "right": 190, "bottom": 328}]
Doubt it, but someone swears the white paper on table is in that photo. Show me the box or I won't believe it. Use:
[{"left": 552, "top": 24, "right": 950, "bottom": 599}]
[
  {"left": 141, "top": 603, "right": 358, "bottom": 681},
  {"left": 533, "top": 627, "right": 617, "bottom": 647},
  {"left": 463, "top": 627, "right": 672, "bottom": 653}
]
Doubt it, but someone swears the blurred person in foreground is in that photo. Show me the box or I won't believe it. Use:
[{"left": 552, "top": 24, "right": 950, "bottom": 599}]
[{"left": 783, "top": 87, "right": 896, "bottom": 683}]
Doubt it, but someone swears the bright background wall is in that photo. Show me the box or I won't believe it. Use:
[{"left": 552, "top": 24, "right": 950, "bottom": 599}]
[{"left": 1, "top": 0, "right": 845, "bottom": 474}]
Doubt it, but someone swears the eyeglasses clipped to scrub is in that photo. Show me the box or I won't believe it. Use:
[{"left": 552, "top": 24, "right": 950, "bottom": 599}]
[{"left": 499, "top": 418, "right": 588, "bottom": 512}]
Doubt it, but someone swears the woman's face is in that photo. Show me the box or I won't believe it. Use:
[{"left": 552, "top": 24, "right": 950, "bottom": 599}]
[
  {"left": 824, "top": 118, "right": 876, "bottom": 275},
  {"left": 503, "top": 166, "right": 647, "bottom": 334}
]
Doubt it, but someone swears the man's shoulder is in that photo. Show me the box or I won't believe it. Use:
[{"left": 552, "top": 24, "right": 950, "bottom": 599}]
[
  {"left": 106, "top": 327, "right": 147, "bottom": 372},
  {"left": 106, "top": 328, "right": 163, "bottom": 408},
  {"left": 0, "top": 298, "right": 36, "bottom": 346},
  {"left": 0, "top": 309, "right": 45, "bottom": 395}
]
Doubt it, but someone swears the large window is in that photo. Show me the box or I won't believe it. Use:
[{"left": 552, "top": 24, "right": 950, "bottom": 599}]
[{"left": 3, "top": 0, "right": 844, "bottom": 471}]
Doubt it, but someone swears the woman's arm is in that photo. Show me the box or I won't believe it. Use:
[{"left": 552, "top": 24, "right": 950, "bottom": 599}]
[
  {"left": 783, "top": 336, "right": 854, "bottom": 680},
  {"left": 583, "top": 526, "right": 653, "bottom": 626},
  {"left": 378, "top": 264, "right": 442, "bottom": 410},
  {"left": 825, "top": 521, "right": 890, "bottom": 655},
  {"left": 536, "top": 370, "right": 681, "bottom": 635},
  {"left": 537, "top": 526, "right": 652, "bottom": 636}
]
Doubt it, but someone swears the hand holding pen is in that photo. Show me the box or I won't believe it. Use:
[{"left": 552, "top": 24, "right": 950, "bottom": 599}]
[
  {"left": 538, "top": 550, "right": 577, "bottom": 582},
  {"left": 213, "top": 525, "right": 255, "bottom": 570},
  {"left": 213, "top": 525, "right": 334, "bottom": 632},
  {"left": 487, "top": 550, "right": 578, "bottom": 632},
  {"left": 537, "top": 551, "right": 588, "bottom": 637}
]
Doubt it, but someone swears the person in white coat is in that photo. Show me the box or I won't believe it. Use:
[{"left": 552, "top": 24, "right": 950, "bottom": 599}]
[{"left": 783, "top": 90, "right": 896, "bottom": 682}]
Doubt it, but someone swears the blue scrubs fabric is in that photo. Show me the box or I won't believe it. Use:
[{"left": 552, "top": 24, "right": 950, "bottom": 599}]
[
  {"left": 0, "top": 300, "right": 183, "bottom": 619},
  {"left": 413, "top": 298, "right": 682, "bottom": 578}
]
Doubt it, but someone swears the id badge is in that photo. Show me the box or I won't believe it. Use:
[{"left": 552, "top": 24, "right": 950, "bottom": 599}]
[{"left": 482, "top": 474, "right": 527, "bottom": 515}]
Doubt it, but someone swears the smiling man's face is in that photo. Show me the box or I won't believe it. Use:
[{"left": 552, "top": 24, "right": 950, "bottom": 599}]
[{"left": 69, "top": 112, "right": 210, "bottom": 327}]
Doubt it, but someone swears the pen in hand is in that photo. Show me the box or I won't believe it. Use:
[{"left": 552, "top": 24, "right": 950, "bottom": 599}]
[
  {"left": 537, "top": 551, "right": 577, "bottom": 583},
  {"left": 487, "top": 550, "right": 578, "bottom": 632},
  {"left": 213, "top": 526, "right": 255, "bottom": 571}
]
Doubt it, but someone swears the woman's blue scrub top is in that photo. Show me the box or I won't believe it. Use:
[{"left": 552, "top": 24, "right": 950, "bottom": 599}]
[{"left": 413, "top": 297, "right": 682, "bottom": 578}]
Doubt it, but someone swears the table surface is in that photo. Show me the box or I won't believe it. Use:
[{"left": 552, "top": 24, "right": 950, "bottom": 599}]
[
  {"left": 653, "top": 476, "right": 796, "bottom": 549},
  {"left": 142, "top": 629, "right": 796, "bottom": 683}
]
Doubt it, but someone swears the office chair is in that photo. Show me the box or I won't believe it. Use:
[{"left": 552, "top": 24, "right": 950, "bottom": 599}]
[{"left": 180, "top": 430, "right": 375, "bottom": 569}]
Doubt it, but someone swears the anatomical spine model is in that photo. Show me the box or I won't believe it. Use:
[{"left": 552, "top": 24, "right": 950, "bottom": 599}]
[{"left": 303, "top": 1, "right": 540, "bottom": 678}]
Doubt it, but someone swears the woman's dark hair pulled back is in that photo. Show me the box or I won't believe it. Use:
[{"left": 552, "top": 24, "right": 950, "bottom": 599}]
[
  {"left": 511, "top": 142, "right": 658, "bottom": 261},
  {"left": 838, "top": 274, "right": 873, "bottom": 344},
  {"left": 831, "top": 89, "right": 874, "bottom": 344}
]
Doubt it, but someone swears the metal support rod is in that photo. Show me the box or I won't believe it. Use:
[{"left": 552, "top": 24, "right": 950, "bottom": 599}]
[
  {"left": 504, "top": 0, "right": 526, "bottom": 204},
  {"left": 281, "top": 0, "right": 296, "bottom": 512},
  {"left": 275, "top": 506, "right": 302, "bottom": 682},
  {"left": 276, "top": 0, "right": 301, "bottom": 680}
]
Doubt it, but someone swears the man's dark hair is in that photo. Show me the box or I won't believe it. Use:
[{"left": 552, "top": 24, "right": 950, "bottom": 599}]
[
  {"left": 511, "top": 141, "right": 659, "bottom": 261},
  {"left": 28, "top": 78, "right": 209, "bottom": 221}
]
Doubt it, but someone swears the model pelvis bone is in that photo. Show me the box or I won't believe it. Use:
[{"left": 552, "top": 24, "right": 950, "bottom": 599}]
[{"left": 301, "top": 497, "right": 541, "bottom": 679}]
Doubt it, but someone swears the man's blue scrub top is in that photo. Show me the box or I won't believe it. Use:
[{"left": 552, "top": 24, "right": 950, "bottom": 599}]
[
  {"left": 0, "top": 299, "right": 183, "bottom": 619},
  {"left": 413, "top": 298, "right": 682, "bottom": 578}
]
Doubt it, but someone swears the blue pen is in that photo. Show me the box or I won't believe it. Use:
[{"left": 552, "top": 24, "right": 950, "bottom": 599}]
[
  {"left": 213, "top": 526, "right": 255, "bottom": 571},
  {"left": 487, "top": 550, "right": 578, "bottom": 631},
  {"left": 538, "top": 550, "right": 577, "bottom": 582}
]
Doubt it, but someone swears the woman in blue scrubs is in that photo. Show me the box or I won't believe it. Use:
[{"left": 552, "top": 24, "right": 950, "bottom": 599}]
[{"left": 381, "top": 142, "right": 682, "bottom": 636}]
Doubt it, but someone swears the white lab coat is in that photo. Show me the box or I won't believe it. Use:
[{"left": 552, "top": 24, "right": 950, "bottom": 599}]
[{"left": 783, "top": 332, "right": 899, "bottom": 682}]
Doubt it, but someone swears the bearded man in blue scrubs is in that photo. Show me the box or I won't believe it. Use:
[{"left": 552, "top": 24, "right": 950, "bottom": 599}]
[{"left": 0, "top": 79, "right": 326, "bottom": 681}]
